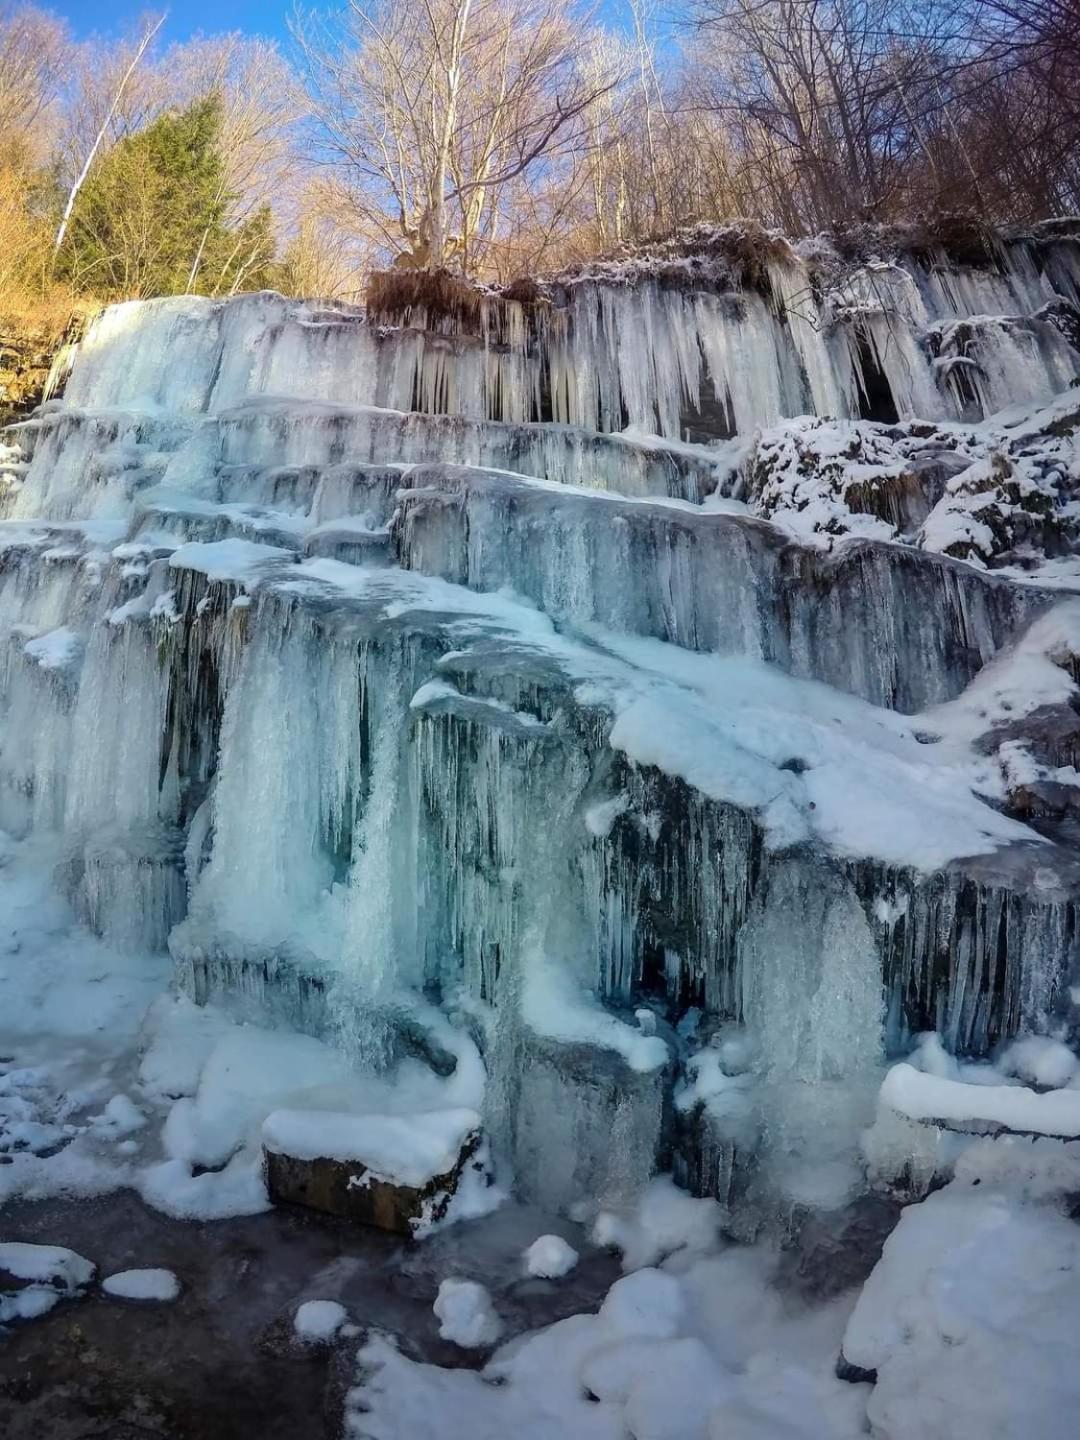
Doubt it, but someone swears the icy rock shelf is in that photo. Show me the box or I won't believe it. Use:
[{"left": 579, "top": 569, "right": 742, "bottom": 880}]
[{"left": 3, "top": 226, "right": 1080, "bottom": 1223}]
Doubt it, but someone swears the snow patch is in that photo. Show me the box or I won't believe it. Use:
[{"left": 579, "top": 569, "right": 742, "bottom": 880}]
[{"left": 103, "top": 1268, "right": 179, "bottom": 1301}]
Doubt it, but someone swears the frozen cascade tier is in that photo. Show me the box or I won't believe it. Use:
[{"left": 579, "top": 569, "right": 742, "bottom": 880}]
[{"left": 53, "top": 221, "right": 1080, "bottom": 436}]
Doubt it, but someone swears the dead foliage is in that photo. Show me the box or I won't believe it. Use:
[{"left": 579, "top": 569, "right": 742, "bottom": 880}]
[{"left": 366, "top": 267, "right": 487, "bottom": 333}]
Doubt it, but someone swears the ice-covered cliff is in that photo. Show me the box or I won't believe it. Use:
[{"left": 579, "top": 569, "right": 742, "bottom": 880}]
[{"left": 3, "top": 220, "right": 1080, "bottom": 1224}]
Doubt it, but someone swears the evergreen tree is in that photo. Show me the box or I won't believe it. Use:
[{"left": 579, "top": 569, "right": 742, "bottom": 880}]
[{"left": 58, "top": 95, "right": 277, "bottom": 301}]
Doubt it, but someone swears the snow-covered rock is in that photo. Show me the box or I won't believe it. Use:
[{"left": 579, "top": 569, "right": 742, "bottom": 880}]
[
  {"left": 841, "top": 1186, "right": 1080, "bottom": 1440},
  {"left": 102, "top": 1268, "right": 179, "bottom": 1301},
  {"left": 262, "top": 1107, "right": 482, "bottom": 1235},
  {"left": 0, "top": 1241, "right": 96, "bottom": 1325}
]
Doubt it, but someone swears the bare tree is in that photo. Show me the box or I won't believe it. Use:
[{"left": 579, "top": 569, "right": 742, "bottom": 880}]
[
  {"left": 0, "top": 4, "right": 71, "bottom": 151},
  {"left": 53, "top": 13, "right": 165, "bottom": 253},
  {"left": 163, "top": 35, "right": 301, "bottom": 291},
  {"left": 294, "top": 0, "right": 620, "bottom": 275}
]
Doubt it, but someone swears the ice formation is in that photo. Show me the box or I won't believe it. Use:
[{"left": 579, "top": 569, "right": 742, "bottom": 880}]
[{"left": 3, "top": 221, "right": 1080, "bottom": 1228}]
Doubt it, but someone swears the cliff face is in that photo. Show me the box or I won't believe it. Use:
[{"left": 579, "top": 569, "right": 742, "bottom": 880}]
[
  {"left": 0, "top": 308, "right": 88, "bottom": 425},
  {"left": 3, "top": 221, "right": 1080, "bottom": 1227}
]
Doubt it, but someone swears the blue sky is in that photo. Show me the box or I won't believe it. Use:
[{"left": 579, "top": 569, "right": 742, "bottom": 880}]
[
  {"left": 51, "top": 1, "right": 636, "bottom": 45},
  {"left": 52, "top": 2, "right": 295, "bottom": 43}
]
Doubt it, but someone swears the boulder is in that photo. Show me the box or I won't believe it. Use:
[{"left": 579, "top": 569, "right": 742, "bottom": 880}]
[{"left": 262, "top": 1107, "right": 483, "bottom": 1236}]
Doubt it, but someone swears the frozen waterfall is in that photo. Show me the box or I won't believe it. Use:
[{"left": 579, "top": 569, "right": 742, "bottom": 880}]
[{"left": 4, "top": 221, "right": 1080, "bottom": 1226}]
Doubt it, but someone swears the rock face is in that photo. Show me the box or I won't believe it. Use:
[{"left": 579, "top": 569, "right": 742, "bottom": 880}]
[
  {"left": 5, "top": 223, "right": 1080, "bottom": 1226},
  {"left": 0, "top": 311, "right": 88, "bottom": 425}
]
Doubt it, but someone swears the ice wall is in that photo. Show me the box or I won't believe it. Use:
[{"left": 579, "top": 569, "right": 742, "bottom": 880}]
[
  {"left": 4, "top": 224, "right": 1080, "bottom": 1225},
  {"left": 48, "top": 226, "right": 1080, "bottom": 442}
]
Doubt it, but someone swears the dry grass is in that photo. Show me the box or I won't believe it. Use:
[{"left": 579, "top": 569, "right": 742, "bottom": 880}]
[
  {"left": 0, "top": 153, "right": 94, "bottom": 416},
  {"left": 366, "top": 267, "right": 488, "bottom": 332},
  {"left": 366, "top": 265, "right": 551, "bottom": 343},
  {"left": 830, "top": 213, "right": 1001, "bottom": 269},
  {"left": 544, "top": 220, "right": 798, "bottom": 296}
]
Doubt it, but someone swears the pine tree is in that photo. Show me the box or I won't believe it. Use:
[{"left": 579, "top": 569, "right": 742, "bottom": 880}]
[{"left": 57, "top": 95, "right": 277, "bottom": 301}]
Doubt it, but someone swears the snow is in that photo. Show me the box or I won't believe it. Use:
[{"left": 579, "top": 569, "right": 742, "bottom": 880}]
[
  {"left": 924, "top": 600, "right": 1080, "bottom": 745},
  {"left": 842, "top": 1185, "right": 1080, "bottom": 1440},
  {"left": 103, "top": 1268, "right": 179, "bottom": 1301},
  {"left": 167, "top": 538, "right": 294, "bottom": 585},
  {"left": 592, "top": 1178, "right": 723, "bottom": 1271},
  {"left": 595, "top": 630, "right": 1041, "bottom": 871},
  {"left": 23, "top": 625, "right": 81, "bottom": 671},
  {"left": 879, "top": 1061, "right": 1080, "bottom": 1136},
  {"left": 348, "top": 1231, "right": 867, "bottom": 1440},
  {"left": 433, "top": 1278, "right": 504, "bottom": 1348},
  {"left": 599, "top": 1267, "right": 685, "bottom": 1339},
  {"left": 0, "top": 1241, "right": 95, "bottom": 1289},
  {"left": 161, "top": 1028, "right": 357, "bottom": 1171},
  {"left": 520, "top": 945, "right": 669, "bottom": 1073},
  {"left": 262, "top": 1107, "right": 480, "bottom": 1188},
  {"left": 523, "top": 1234, "right": 579, "bottom": 1279},
  {"left": 138, "top": 1150, "right": 270, "bottom": 1221},
  {"left": 294, "top": 1298, "right": 349, "bottom": 1342},
  {"left": 90, "top": 1093, "right": 147, "bottom": 1137},
  {"left": 675, "top": 1038, "right": 756, "bottom": 1125},
  {"left": 998, "top": 1034, "right": 1080, "bottom": 1089},
  {"left": 584, "top": 794, "right": 629, "bottom": 838}
]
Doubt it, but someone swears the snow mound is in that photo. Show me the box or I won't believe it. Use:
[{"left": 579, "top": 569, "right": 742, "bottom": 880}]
[
  {"left": 294, "top": 1298, "right": 348, "bottom": 1342},
  {"left": 842, "top": 1186, "right": 1080, "bottom": 1440},
  {"left": 998, "top": 1035, "right": 1080, "bottom": 1089},
  {"left": 523, "top": 1234, "right": 579, "bottom": 1279},
  {"left": 593, "top": 1176, "right": 722, "bottom": 1270},
  {"left": 433, "top": 1279, "right": 504, "bottom": 1348},
  {"left": 599, "top": 1269, "right": 685, "bottom": 1340}
]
